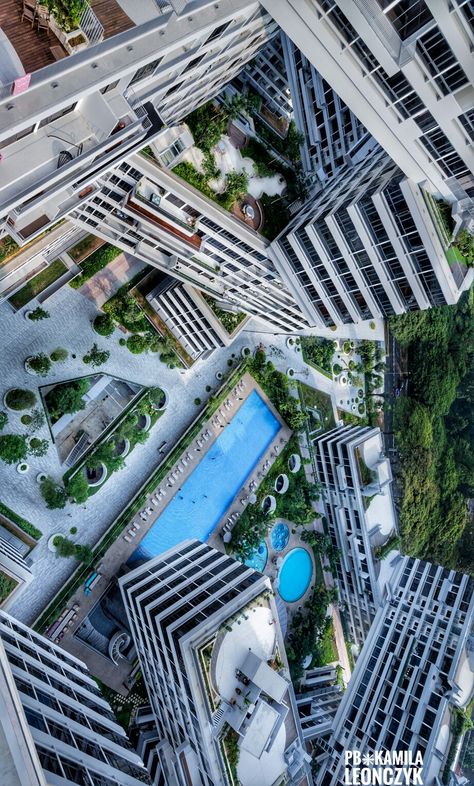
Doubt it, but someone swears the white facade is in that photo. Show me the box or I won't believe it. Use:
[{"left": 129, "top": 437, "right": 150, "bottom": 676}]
[
  {"left": 0, "top": 609, "right": 150, "bottom": 786},
  {"left": 120, "top": 539, "right": 310, "bottom": 786}
]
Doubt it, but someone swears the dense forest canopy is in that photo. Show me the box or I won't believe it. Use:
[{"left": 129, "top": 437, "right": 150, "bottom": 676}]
[{"left": 389, "top": 288, "right": 474, "bottom": 572}]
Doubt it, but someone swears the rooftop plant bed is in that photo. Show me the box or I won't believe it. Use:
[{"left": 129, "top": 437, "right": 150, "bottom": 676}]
[
  {"left": 301, "top": 337, "right": 335, "bottom": 378},
  {"left": 172, "top": 162, "right": 249, "bottom": 212},
  {"left": 374, "top": 533, "right": 400, "bottom": 560},
  {"left": 67, "top": 234, "right": 106, "bottom": 263},
  {"left": 43, "top": 0, "right": 85, "bottom": 32},
  {"left": 0, "top": 501, "right": 42, "bottom": 540},
  {"left": 298, "top": 382, "right": 336, "bottom": 434},
  {"left": 202, "top": 294, "right": 246, "bottom": 334},
  {"left": 355, "top": 447, "right": 377, "bottom": 487},
  {"left": 0, "top": 570, "right": 17, "bottom": 604},
  {"left": 9, "top": 259, "right": 68, "bottom": 310},
  {"left": 423, "top": 192, "right": 473, "bottom": 268},
  {"left": 70, "top": 244, "right": 122, "bottom": 289},
  {"left": 45, "top": 378, "right": 91, "bottom": 424},
  {"left": 0, "top": 236, "right": 19, "bottom": 267}
]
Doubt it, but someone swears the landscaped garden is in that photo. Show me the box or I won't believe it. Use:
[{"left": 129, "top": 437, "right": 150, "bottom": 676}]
[
  {"left": 0, "top": 570, "right": 17, "bottom": 603},
  {"left": 298, "top": 382, "right": 336, "bottom": 434},
  {"left": 9, "top": 259, "right": 68, "bottom": 310},
  {"left": 202, "top": 294, "right": 246, "bottom": 335},
  {"left": 70, "top": 243, "right": 122, "bottom": 289},
  {"left": 67, "top": 234, "right": 105, "bottom": 263},
  {"left": 424, "top": 191, "right": 474, "bottom": 268},
  {"left": 300, "top": 336, "right": 336, "bottom": 377}
]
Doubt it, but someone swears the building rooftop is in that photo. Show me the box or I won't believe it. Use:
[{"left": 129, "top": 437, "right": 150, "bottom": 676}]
[{"left": 90, "top": 0, "right": 134, "bottom": 40}]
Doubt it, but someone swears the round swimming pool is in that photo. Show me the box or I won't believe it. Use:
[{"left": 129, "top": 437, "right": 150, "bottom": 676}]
[
  {"left": 278, "top": 548, "right": 313, "bottom": 603},
  {"left": 244, "top": 541, "right": 268, "bottom": 573},
  {"left": 271, "top": 522, "right": 290, "bottom": 552}
]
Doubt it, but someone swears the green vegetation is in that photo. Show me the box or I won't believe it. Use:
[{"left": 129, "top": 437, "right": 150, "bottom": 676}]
[
  {"left": 66, "top": 472, "right": 89, "bottom": 504},
  {"left": 312, "top": 618, "right": 338, "bottom": 667},
  {"left": 442, "top": 706, "right": 473, "bottom": 784},
  {"left": 9, "top": 259, "right": 67, "bottom": 309},
  {"left": 83, "top": 343, "right": 110, "bottom": 368},
  {"left": 24, "top": 409, "right": 45, "bottom": 432},
  {"left": 28, "top": 438, "right": 49, "bottom": 457},
  {"left": 374, "top": 534, "right": 400, "bottom": 560},
  {"left": 93, "top": 314, "right": 115, "bottom": 336},
  {"left": 0, "top": 501, "right": 42, "bottom": 540},
  {"left": 0, "top": 236, "right": 19, "bottom": 266},
  {"left": 222, "top": 728, "right": 240, "bottom": 783},
  {"left": 172, "top": 161, "right": 249, "bottom": 211},
  {"left": 53, "top": 535, "right": 93, "bottom": 563},
  {"left": 248, "top": 349, "right": 308, "bottom": 431},
  {"left": 0, "top": 434, "right": 28, "bottom": 464},
  {"left": 45, "top": 378, "right": 89, "bottom": 422},
  {"left": 67, "top": 234, "right": 104, "bottom": 262},
  {"left": 26, "top": 352, "right": 52, "bottom": 377},
  {"left": 298, "top": 382, "right": 336, "bottom": 434},
  {"left": 203, "top": 295, "right": 246, "bottom": 334},
  {"left": 40, "top": 477, "right": 68, "bottom": 510},
  {"left": 254, "top": 118, "right": 304, "bottom": 163},
  {"left": 301, "top": 337, "right": 335, "bottom": 376},
  {"left": 286, "top": 585, "right": 338, "bottom": 681},
  {"left": 28, "top": 307, "right": 50, "bottom": 321},
  {"left": 389, "top": 291, "right": 474, "bottom": 570},
  {"left": 50, "top": 347, "right": 68, "bottom": 363},
  {"left": 42, "top": 0, "right": 85, "bottom": 31},
  {"left": 301, "top": 530, "right": 338, "bottom": 575},
  {"left": 5, "top": 388, "right": 36, "bottom": 411},
  {"left": 0, "top": 412, "right": 7, "bottom": 430},
  {"left": 70, "top": 244, "right": 121, "bottom": 289},
  {"left": 0, "top": 571, "right": 17, "bottom": 603},
  {"left": 259, "top": 194, "right": 290, "bottom": 240},
  {"left": 103, "top": 285, "right": 149, "bottom": 332}
]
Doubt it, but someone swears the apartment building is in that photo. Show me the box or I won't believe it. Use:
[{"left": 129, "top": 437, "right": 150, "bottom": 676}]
[
  {"left": 0, "top": 0, "right": 278, "bottom": 246},
  {"left": 261, "top": 0, "right": 474, "bottom": 213},
  {"left": 269, "top": 148, "right": 473, "bottom": 328},
  {"left": 0, "top": 609, "right": 150, "bottom": 786},
  {"left": 314, "top": 557, "right": 474, "bottom": 786},
  {"left": 120, "top": 539, "right": 311, "bottom": 786},
  {"left": 314, "top": 425, "right": 401, "bottom": 648}
]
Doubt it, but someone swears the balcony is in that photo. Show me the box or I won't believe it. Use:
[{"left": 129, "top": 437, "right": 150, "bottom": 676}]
[{"left": 127, "top": 188, "right": 203, "bottom": 251}]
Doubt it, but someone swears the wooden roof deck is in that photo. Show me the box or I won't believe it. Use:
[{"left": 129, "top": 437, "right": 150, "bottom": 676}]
[
  {"left": 90, "top": 0, "right": 134, "bottom": 40},
  {"left": 0, "top": 0, "right": 61, "bottom": 75}
]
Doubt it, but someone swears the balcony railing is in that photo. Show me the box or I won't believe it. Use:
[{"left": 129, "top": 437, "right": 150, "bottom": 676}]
[{"left": 79, "top": 2, "right": 104, "bottom": 46}]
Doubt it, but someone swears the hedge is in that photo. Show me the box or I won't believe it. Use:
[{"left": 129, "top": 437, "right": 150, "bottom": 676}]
[
  {"left": 0, "top": 501, "right": 42, "bottom": 540},
  {"left": 70, "top": 244, "right": 122, "bottom": 289}
]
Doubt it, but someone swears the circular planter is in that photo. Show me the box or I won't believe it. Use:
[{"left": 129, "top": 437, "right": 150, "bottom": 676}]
[
  {"left": 274, "top": 474, "right": 289, "bottom": 494},
  {"left": 16, "top": 462, "right": 29, "bottom": 474},
  {"left": 24, "top": 310, "right": 33, "bottom": 321},
  {"left": 113, "top": 438, "right": 130, "bottom": 458},
  {"left": 215, "top": 371, "right": 223, "bottom": 381},
  {"left": 36, "top": 472, "right": 47, "bottom": 484},
  {"left": 4, "top": 389, "right": 36, "bottom": 412},
  {"left": 286, "top": 337, "right": 295, "bottom": 349},
  {"left": 261, "top": 495, "right": 277, "bottom": 515},
  {"left": 241, "top": 346, "right": 251, "bottom": 359},
  {"left": 150, "top": 389, "right": 168, "bottom": 411},
  {"left": 48, "top": 534, "right": 62, "bottom": 553},
  {"left": 286, "top": 367, "right": 295, "bottom": 378},
  {"left": 24, "top": 358, "right": 37, "bottom": 376},
  {"left": 288, "top": 454, "right": 301, "bottom": 474},
  {"left": 137, "top": 413, "right": 151, "bottom": 432},
  {"left": 84, "top": 462, "right": 108, "bottom": 488}
]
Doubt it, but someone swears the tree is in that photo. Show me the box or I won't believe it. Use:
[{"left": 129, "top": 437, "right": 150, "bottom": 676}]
[
  {"left": 126, "top": 334, "right": 148, "bottom": 354},
  {"left": 28, "top": 307, "right": 50, "bottom": 321},
  {"left": 28, "top": 438, "right": 49, "bottom": 457},
  {"left": 53, "top": 535, "right": 76, "bottom": 557},
  {"left": 27, "top": 408, "right": 46, "bottom": 433},
  {"left": 40, "top": 477, "right": 67, "bottom": 509},
  {"left": 5, "top": 388, "right": 36, "bottom": 411},
  {"left": 0, "top": 412, "right": 7, "bottom": 431},
  {"left": 50, "top": 347, "right": 68, "bottom": 362},
  {"left": 0, "top": 434, "right": 28, "bottom": 464},
  {"left": 148, "top": 387, "right": 166, "bottom": 409},
  {"left": 27, "top": 352, "right": 52, "bottom": 377},
  {"left": 47, "top": 379, "right": 89, "bottom": 418},
  {"left": 66, "top": 472, "right": 90, "bottom": 504},
  {"left": 93, "top": 314, "right": 115, "bottom": 336},
  {"left": 83, "top": 343, "right": 110, "bottom": 368}
]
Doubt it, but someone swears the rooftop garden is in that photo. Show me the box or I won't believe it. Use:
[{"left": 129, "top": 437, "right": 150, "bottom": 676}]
[
  {"left": 202, "top": 294, "right": 246, "bottom": 334},
  {"left": 70, "top": 244, "right": 122, "bottom": 289},
  {"left": 0, "top": 235, "right": 19, "bottom": 267},
  {"left": 0, "top": 571, "right": 17, "bottom": 604},
  {"left": 0, "top": 501, "right": 42, "bottom": 541},
  {"left": 301, "top": 337, "right": 336, "bottom": 378},
  {"left": 298, "top": 382, "right": 336, "bottom": 434},
  {"left": 423, "top": 192, "right": 474, "bottom": 268},
  {"left": 67, "top": 234, "right": 105, "bottom": 263},
  {"left": 9, "top": 259, "right": 67, "bottom": 310},
  {"left": 42, "top": 0, "right": 85, "bottom": 32}
]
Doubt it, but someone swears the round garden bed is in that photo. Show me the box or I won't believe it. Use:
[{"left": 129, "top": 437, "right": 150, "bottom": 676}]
[
  {"left": 84, "top": 462, "right": 108, "bottom": 487},
  {"left": 16, "top": 462, "right": 29, "bottom": 474},
  {"left": 261, "top": 494, "right": 277, "bottom": 515},
  {"left": 274, "top": 474, "right": 289, "bottom": 494},
  {"left": 137, "top": 413, "right": 151, "bottom": 432},
  {"left": 113, "top": 437, "right": 130, "bottom": 458},
  {"left": 288, "top": 454, "right": 301, "bottom": 474}
]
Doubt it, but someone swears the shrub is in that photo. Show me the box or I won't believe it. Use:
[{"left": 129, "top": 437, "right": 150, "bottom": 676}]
[
  {"left": 119, "top": 337, "right": 126, "bottom": 346},
  {"left": 66, "top": 472, "right": 90, "bottom": 504},
  {"left": 40, "top": 477, "right": 67, "bottom": 509},
  {"left": 333, "top": 363, "right": 342, "bottom": 375},
  {"left": 301, "top": 337, "right": 335, "bottom": 374},
  {"left": 50, "top": 347, "right": 68, "bottom": 362},
  {"left": 0, "top": 412, "right": 7, "bottom": 430},
  {"left": 148, "top": 387, "right": 166, "bottom": 408},
  {"left": 28, "top": 438, "right": 49, "bottom": 457},
  {"left": 0, "top": 434, "right": 28, "bottom": 464},
  {"left": 93, "top": 314, "right": 114, "bottom": 336},
  {"left": 206, "top": 385, "right": 212, "bottom": 392},
  {"left": 27, "top": 409, "right": 46, "bottom": 432},
  {"left": 28, "top": 307, "right": 50, "bottom": 321},
  {"left": 0, "top": 502, "right": 41, "bottom": 539},
  {"left": 46, "top": 379, "right": 89, "bottom": 420},
  {"left": 70, "top": 244, "right": 121, "bottom": 288},
  {"left": 194, "top": 397, "right": 201, "bottom": 405},
  {"left": 83, "top": 343, "right": 110, "bottom": 368},
  {"left": 126, "top": 334, "right": 148, "bottom": 354},
  {"left": 27, "top": 353, "right": 52, "bottom": 376},
  {"left": 70, "top": 526, "right": 77, "bottom": 535}
]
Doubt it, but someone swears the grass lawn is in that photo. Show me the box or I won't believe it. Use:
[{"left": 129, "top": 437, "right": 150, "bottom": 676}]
[
  {"left": 299, "top": 382, "right": 336, "bottom": 433},
  {"left": 67, "top": 234, "right": 105, "bottom": 263},
  {"left": 445, "top": 245, "right": 468, "bottom": 266},
  {"left": 9, "top": 259, "right": 67, "bottom": 309}
]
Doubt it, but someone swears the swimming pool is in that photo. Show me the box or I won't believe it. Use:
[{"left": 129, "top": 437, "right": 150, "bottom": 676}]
[
  {"left": 271, "top": 522, "right": 289, "bottom": 552},
  {"left": 278, "top": 548, "right": 313, "bottom": 603},
  {"left": 244, "top": 541, "right": 268, "bottom": 573},
  {"left": 129, "top": 390, "right": 280, "bottom": 565}
]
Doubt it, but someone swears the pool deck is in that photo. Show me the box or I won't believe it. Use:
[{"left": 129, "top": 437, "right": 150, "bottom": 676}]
[{"left": 52, "top": 371, "right": 292, "bottom": 691}]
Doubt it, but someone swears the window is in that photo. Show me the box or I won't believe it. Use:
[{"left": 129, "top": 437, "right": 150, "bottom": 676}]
[
  {"left": 416, "top": 28, "right": 468, "bottom": 95},
  {"left": 100, "top": 80, "right": 119, "bottom": 94},
  {"left": 129, "top": 57, "right": 163, "bottom": 86},
  {"left": 38, "top": 103, "right": 77, "bottom": 128}
]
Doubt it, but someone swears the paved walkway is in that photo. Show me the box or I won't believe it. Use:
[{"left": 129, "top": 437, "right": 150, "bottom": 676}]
[{"left": 77, "top": 252, "right": 148, "bottom": 308}]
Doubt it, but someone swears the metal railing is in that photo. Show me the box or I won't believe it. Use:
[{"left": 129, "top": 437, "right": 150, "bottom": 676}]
[{"left": 79, "top": 1, "right": 104, "bottom": 46}]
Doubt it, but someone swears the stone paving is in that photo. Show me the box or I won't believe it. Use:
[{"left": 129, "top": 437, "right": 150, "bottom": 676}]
[{"left": 0, "top": 280, "right": 383, "bottom": 625}]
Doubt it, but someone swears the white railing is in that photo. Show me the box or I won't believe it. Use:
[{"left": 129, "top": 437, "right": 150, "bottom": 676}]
[{"left": 79, "top": 2, "right": 104, "bottom": 46}]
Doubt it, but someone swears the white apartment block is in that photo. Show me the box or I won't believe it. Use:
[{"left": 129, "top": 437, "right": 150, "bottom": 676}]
[
  {"left": 269, "top": 148, "right": 473, "bottom": 328},
  {"left": 0, "top": 0, "right": 278, "bottom": 245},
  {"left": 71, "top": 150, "right": 309, "bottom": 333},
  {"left": 120, "top": 539, "right": 311, "bottom": 786},
  {"left": 261, "top": 0, "right": 474, "bottom": 217},
  {"left": 315, "top": 425, "right": 401, "bottom": 648},
  {"left": 0, "top": 609, "right": 151, "bottom": 786},
  {"left": 314, "top": 557, "right": 474, "bottom": 786},
  {"left": 0, "top": 537, "right": 33, "bottom": 611}
]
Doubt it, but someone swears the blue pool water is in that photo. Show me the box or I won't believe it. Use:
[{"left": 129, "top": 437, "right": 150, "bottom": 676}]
[
  {"left": 244, "top": 541, "right": 268, "bottom": 573},
  {"left": 271, "top": 522, "right": 290, "bottom": 552},
  {"left": 129, "top": 390, "right": 280, "bottom": 565},
  {"left": 278, "top": 548, "right": 313, "bottom": 603}
]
